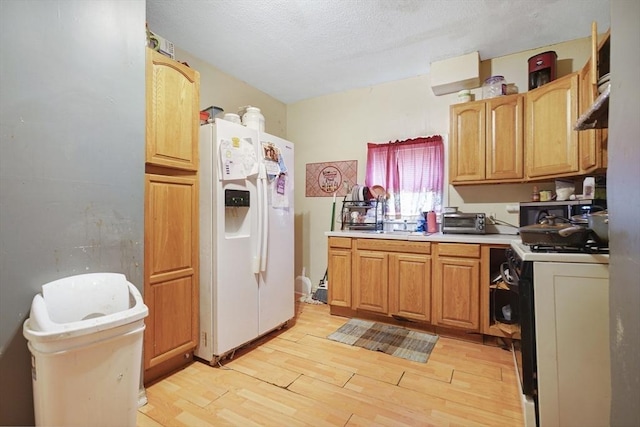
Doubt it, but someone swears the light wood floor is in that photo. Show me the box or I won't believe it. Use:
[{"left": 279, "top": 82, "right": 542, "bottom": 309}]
[{"left": 138, "top": 302, "right": 524, "bottom": 427}]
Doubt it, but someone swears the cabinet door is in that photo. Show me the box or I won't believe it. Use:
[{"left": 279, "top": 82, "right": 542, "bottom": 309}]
[
  {"left": 352, "top": 250, "right": 388, "bottom": 314},
  {"left": 450, "top": 101, "right": 486, "bottom": 182},
  {"left": 389, "top": 253, "right": 431, "bottom": 322},
  {"left": 526, "top": 73, "right": 579, "bottom": 179},
  {"left": 534, "top": 262, "right": 610, "bottom": 427},
  {"left": 144, "top": 174, "right": 199, "bottom": 369},
  {"left": 328, "top": 248, "right": 352, "bottom": 307},
  {"left": 433, "top": 256, "right": 480, "bottom": 331},
  {"left": 486, "top": 94, "right": 524, "bottom": 180},
  {"left": 146, "top": 49, "right": 200, "bottom": 171},
  {"left": 578, "top": 60, "right": 607, "bottom": 172}
]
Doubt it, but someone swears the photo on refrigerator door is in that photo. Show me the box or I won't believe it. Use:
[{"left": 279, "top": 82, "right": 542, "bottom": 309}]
[{"left": 261, "top": 141, "right": 281, "bottom": 176}]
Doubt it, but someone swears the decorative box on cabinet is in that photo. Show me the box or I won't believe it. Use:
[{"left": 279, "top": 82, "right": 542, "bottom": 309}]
[{"left": 450, "top": 94, "right": 524, "bottom": 184}]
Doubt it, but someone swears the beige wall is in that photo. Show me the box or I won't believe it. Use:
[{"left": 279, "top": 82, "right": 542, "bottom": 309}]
[
  {"left": 175, "top": 36, "right": 595, "bottom": 287},
  {"left": 174, "top": 47, "right": 288, "bottom": 138},
  {"left": 288, "top": 37, "right": 594, "bottom": 284}
]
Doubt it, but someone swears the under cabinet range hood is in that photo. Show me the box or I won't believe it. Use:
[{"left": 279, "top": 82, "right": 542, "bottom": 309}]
[{"left": 575, "top": 84, "right": 609, "bottom": 130}]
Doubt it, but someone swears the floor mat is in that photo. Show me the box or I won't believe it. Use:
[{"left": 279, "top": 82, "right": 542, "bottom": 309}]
[{"left": 327, "top": 318, "right": 438, "bottom": 363}]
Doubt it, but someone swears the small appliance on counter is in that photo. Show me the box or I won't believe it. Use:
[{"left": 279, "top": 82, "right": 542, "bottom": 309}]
[{"left": 441, "top": 212, "right": 486, "bottom": 234}]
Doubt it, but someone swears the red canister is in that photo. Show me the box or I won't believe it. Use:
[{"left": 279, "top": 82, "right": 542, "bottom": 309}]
[{"left": 427, "top": 211, "right": 438, "bottom": 233}]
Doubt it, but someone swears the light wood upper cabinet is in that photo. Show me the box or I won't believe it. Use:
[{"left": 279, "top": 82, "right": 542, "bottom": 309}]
[
  {"left": 328, "top": 237, "right": 352, "bottom": 308},
  {"left": 432, "top": 243, "right": 481, "bottom": 331},
  {"left": 578, "top": 27, "right": 609, "bottom": 172},
  {"left": 525, "top": 73, "right": 579, "bottom": 179},
  {"left": 450, "top": 94, "right": 523, "bottom": 184},
  {"left": 450, "top": 101, "right": 486, "bottom": 183},
  {"left": 579, "top": 60, "right": 602, "bottom": 172},
  {"left": 144, "top": 174, "right": 199, "bottom": 370},
  {"left": 146, "top": 49, "right": 200, "bottom": 171},
  {"left": 486, "top": 95, "right": 524, "bottom": 180}
]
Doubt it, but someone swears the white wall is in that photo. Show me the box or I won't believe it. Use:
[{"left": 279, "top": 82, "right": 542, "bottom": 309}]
[
  {"left": 608, "top": 0, "right": 640, "bottom": 424},
  {"left": 288, "top": 37, "right": 593, "bottom": 284}
]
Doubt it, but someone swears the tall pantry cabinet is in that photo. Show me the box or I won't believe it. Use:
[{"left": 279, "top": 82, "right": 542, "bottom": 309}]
[{"left": 144, "top": 48, "right": 200, "bottom": 383}]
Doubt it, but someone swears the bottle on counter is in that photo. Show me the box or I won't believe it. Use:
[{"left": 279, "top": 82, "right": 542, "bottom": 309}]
[
  {"left": 427, "top": 211, "right": 438, "bottom": 233},
  {"left": 532, "top": 185, "right": 540, "bottom": 202}
]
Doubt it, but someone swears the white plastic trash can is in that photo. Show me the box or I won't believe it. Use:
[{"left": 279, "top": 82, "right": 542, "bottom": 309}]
[{"left": 23, "top": 273, "right": 148, "bottom": 427}]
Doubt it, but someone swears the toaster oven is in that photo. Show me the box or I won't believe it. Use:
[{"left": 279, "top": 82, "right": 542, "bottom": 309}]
[{"left": 442, "top": 213, "right": 486, "bottom": 234}]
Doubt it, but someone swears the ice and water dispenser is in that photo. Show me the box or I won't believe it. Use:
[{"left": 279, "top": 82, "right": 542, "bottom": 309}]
[{"left": 224, "top": 188, "right": 251, "bottom": 237}]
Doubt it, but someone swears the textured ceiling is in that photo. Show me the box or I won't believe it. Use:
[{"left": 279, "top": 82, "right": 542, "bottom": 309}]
[{"left": 146, "top": 0, "right": 610, "bottom": 104}]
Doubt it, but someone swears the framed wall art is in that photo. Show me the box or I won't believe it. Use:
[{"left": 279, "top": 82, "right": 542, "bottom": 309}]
[{"left": 305, "top": 160, "right": 357, "bottom": 197}]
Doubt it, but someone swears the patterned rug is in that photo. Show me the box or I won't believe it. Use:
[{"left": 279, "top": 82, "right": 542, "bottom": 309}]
[{"left": 327, "top": 318, "right": 438, "bottom": 363}]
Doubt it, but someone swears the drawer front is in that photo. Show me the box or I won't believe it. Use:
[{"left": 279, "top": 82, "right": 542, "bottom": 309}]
[
  {"left": 437, "top": 243, "right": 480, "bottom": 258},
  {"left": 329, "top": 237, "right": 352, "bottom": 249},
  {"left": 356, "top": 239, "right": 431, "bottom": 254}
]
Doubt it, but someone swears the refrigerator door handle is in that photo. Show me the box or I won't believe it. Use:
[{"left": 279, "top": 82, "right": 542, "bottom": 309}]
[
  {"left": 252, "top": 174, "right": 263, "bottom": 274},
  {"left": 260, "top": 165, "right": 269, "bottom": 272}
]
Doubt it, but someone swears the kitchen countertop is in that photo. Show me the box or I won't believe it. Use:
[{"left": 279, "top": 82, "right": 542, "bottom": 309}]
[
  {"left": 325, "top": 230, "right": 518, "bottom": 245},
  {"left": 326, "top": 230, "right": 610, "bottom": 264}
]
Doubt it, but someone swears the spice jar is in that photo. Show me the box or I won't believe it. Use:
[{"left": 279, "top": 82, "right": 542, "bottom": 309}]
[{"left": 532, "top": 185, "right": 540, "bottom": 202}]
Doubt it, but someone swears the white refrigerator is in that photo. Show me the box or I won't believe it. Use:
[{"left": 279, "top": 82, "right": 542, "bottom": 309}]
[{"left": 196, "top": 119, "right": 294, "bottom": 363}]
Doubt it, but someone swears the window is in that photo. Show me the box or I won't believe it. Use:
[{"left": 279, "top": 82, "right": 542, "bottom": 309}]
[{"left": 365, "top": 136, "right": 444, "bottom": 219}]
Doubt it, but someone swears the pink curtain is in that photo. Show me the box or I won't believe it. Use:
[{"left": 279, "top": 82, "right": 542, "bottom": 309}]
[{"left": 365, "top": 136, "right": 444, "bottom": 194}]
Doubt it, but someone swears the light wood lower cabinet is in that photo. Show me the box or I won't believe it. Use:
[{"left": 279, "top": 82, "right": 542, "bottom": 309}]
[
  {"left": 327, "top": 237, "right": 352, "bottom": 307},
  {"left": 432, "top": 243, "right": 481, "bottom": 331},
  {"left": 349, "top": 239, "right": 431, "bottom": 321},
  {"left": 353, "top": 249, "right": 389, "bottom": 313},
  {"left": 328, "top": 237, "right": 491, "bottom": 332},
  {"left": 144, "top": 174, "right": 199, "bottom": 374},
  {"left": 389, "top": 252, "right": 431, "bottom": 322}
]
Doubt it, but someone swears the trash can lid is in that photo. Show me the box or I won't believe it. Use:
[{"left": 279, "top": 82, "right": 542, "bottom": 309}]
[{"left": 23, "top": 273, "right": 148, "bottom": 342}]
